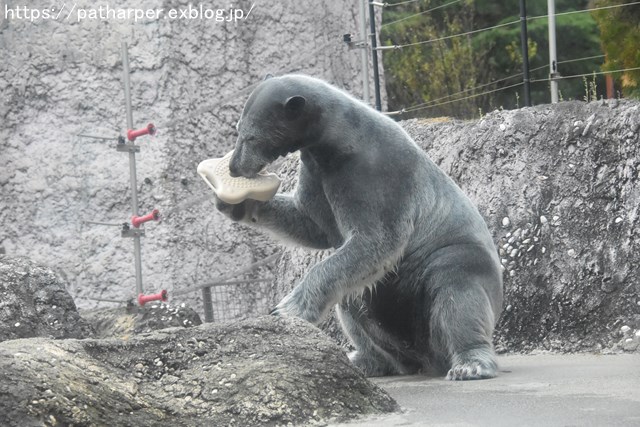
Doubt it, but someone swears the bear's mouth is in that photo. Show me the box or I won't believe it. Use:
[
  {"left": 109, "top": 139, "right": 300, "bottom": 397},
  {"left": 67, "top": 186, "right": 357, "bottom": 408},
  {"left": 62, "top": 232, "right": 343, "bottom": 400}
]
[{"left": 232, "top": 163, "right": 267, "bottom": 179}]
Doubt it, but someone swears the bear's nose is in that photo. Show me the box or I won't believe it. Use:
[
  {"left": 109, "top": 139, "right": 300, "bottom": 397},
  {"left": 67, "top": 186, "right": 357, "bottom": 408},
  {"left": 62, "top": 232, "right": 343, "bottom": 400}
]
[
  {"left": 228, "top": 154, "right": 242, "bottom": 177},
  {"left": 228, "top": 162, "right": 241, "bottom": 177}
]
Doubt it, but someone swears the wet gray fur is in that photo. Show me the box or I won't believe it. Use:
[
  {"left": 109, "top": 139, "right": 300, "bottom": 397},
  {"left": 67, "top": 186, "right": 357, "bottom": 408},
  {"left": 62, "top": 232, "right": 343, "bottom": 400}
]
[{"left": 214, "top": 74, "right": 503, "bottom": 380}]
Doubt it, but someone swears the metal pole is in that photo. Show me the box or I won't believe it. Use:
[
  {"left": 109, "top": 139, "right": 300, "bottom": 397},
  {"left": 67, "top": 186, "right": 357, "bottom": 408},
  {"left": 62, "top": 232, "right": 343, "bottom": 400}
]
[
  {"left": 202, "top": 286, "right": 214, "bottom": 322},
  {"left": 121, "top": 42, "right": 144, "bottom": 296},
  {"left": 368, "top": 0, "right": 382, "bottom": 111},
  {"left": 548, "top": 0, "right": 559, "bottom": 103},
  {"left": 359, "top": 0, "right": 370, "bottom": 105},
  {"left": 519, "top": 0, "right": 531, "bottom": 107}
]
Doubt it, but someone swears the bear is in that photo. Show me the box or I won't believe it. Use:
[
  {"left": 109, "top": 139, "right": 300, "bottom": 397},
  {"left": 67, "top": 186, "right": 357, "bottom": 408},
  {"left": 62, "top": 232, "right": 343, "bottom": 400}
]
[{"left": 214, "top": 74, "right": 503, "bottom": 380}]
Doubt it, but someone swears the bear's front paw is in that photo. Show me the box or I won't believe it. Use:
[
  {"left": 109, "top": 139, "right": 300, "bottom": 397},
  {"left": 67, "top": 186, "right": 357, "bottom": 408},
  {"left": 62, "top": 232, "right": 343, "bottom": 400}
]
[
  {"left": 270, "top": 289, "right": 322, "bottom": 325},
  {"left": 214, "top": 196, "right": 259, "bottom": 223}
]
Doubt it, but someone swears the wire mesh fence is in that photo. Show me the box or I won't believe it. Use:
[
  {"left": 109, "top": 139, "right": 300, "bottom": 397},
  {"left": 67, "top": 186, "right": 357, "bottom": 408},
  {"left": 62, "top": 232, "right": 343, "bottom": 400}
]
[{"left": 205, "top": 279, "right": 276, "bottom": 322}]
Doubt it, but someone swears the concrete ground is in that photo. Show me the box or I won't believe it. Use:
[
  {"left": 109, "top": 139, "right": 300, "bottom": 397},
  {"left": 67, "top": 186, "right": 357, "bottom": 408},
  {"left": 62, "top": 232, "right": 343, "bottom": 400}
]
[{"left": 332, "top": 354, "right": 640, "bottom": 427}]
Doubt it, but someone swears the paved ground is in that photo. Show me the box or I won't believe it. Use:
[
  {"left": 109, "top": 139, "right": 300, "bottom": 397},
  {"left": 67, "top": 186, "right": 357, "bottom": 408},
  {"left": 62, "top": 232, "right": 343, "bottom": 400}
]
[{"left": 332, "top": 354, "right": 640, "bottom": 427}]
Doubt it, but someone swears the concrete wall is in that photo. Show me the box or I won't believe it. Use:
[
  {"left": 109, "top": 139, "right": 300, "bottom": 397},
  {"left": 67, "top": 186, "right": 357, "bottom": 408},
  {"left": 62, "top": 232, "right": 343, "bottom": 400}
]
[{"left": 0, "top": 0, "right": 385, "bottom": 312}]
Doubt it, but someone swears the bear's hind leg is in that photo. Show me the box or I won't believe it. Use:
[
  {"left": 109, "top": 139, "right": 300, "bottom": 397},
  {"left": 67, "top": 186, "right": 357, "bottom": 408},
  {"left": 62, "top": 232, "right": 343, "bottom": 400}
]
[
  {"left": 430, "top": 285, "right": 498, "bottom": 381},
  {"left": 337, "top": 299, "right": 419, "bottom": 377}
]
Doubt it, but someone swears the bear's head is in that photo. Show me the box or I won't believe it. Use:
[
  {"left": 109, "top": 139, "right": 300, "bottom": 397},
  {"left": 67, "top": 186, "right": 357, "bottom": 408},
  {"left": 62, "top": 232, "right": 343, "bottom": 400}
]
[{"left": 229, "top": 76, "right": 318, "bottom": 178}]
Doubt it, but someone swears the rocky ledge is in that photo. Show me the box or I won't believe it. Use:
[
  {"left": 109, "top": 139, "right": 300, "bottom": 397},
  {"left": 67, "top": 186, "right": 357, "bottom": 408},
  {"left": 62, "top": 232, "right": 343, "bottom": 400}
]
[{"left": 0, "top": 316, "right": 397, "bottom": 427}]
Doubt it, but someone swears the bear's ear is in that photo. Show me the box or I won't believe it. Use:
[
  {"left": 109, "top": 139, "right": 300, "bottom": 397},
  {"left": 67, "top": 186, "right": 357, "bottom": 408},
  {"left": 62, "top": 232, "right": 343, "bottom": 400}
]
[
  {"left": 263, "top": 73, "right": 274, "bottom": 80},
  {"left": 284, "top": 95, "right": 306, "bottom": 120}
]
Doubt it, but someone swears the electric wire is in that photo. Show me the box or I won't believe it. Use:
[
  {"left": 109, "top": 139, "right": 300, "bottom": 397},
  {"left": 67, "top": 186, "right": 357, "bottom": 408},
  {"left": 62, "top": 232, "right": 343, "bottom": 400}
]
[
  {"left": 378, "top": 18, "right": 520, "bottom": 49},
  {"left": 385, "top": 54, "right": 607, "bottom": 114},
  {"left": 383, "top": 0, "right": 427, "bottom": 8},
  {"left": 379, "top": 1, "right": 640, "bottom": 50},
  {"left": 386, "top": 80, "right": 524, "bottom": 115},
  {"left": 528, "top": 54, "right": 606, "bottom": 76},
  {"left": 387, "top": 54, "right": 608, "bottom": 113},
  {"left": 387, "top": 64, "right": 640, "bottom": 116},
  {"left": 527, "top": 1, "right": 640, "bottom": 22},
  {"left": 76, "top": 43, "right": 334, "bottom": 308},
  {"left": 387, "top": 72, "right": 523, "bottom": 115},
  {"left": 530, "top": 66, "right": 640, "bottom": 84},
  {"left": 82, "top": 220, "right": 125, "bottom": 227},
  {"left": 381, "top": 0, "right": 464, "bottom": 28}
]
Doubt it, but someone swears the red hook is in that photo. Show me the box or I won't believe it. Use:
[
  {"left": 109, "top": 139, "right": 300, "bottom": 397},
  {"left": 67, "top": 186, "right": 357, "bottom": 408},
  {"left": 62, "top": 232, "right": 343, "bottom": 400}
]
[
  {"left": 127, "top": 123, "right": 156, "bottom": 142},
  {"left": 132, "top": 209, "right": 160, "bottom": 228},
  {"left": 138, "top": 290, "right": 168, "bottom": 306}
]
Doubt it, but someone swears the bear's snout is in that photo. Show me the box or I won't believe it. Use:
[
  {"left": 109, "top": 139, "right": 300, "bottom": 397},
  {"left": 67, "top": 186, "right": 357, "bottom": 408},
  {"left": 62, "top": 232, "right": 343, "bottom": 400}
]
[
  {"left": 229, "top": 153, "right": 260, "bottom": 178},
  {"left": 228, "top": 151, "right": 244, "bottom": 177},
  {"left": 228, "top": 160, "right": 241, "bottom": 177}
]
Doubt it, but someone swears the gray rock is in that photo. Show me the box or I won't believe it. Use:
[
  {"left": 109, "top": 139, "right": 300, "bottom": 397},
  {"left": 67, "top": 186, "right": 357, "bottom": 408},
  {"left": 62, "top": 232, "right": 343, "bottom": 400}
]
[
  {"left": 81, "top": 303, "right": 202, "bottom": 338},
  {"left": 0, "top": 316, "right": 398, "bottom": 427},
  {"left": 0, "top": 255, "right": 94, "bottom": 342}
]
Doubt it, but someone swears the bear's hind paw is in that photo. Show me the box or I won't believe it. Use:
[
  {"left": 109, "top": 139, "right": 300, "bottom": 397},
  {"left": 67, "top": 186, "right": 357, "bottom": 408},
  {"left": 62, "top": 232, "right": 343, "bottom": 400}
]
[{"left": 446, "top": 361, "right": 496, "bottom": 381}]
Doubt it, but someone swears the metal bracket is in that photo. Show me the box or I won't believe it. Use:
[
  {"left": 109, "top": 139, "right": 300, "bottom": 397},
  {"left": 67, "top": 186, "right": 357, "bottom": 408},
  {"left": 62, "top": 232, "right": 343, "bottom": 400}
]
[
  {"left": 121, "top": 226, "right": 145, "bottom": 238},
  {"left": 349, "top": 41, "right": 368, "bottom": 50},
  {"left": 343, "top": 33, "right": 368, "bottom": 50},
  {"left": 116, "top": 143, "right": 141, "bottom": 153},
  {"left": 115, "top": 135, "right": 140, "bottom": 153}
]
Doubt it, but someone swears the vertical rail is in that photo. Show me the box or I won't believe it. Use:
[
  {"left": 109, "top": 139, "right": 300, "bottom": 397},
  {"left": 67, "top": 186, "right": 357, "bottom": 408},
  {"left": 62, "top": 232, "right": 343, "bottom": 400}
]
[
  {"left": 519, "top": 0, "right": 531, "bottom": 107},
  {"left": 121, "top": 42, "right": 144, "bottom": 296},
  {"left": 368, "top": 0, "right": 382, "bottom": 111},
  {"left": 202, "top": 286, "right": 214, "bottom": 322},
  {"left": 548, "top": 0, "right": 559, "bottom": 103},
  {"left": 359, "top": 0, "right": 370, "bottom": 105}
]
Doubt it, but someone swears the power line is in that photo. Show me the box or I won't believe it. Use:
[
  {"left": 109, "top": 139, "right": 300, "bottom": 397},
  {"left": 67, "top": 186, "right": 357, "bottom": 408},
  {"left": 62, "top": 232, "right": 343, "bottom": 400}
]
[
  {"left": 379, "top": 1, "right": 640, "bottom": 50},
  {"left": 386, "top": 64, "right": 640, "bottom": 116},
  {"left": 385, "top": 54, "right": 610, "bottom": 115},
  {"left": 406, "top": 81, "right": 524, "bottom": 112},
  {"left": 558, "top": 54, "right": 605, "bottom": 65},
  {"left": 432, "top": 55, "right": 605, "bottom": 108},
  {"left": 386, "top": 81, "right": 524, "bottom": 115},
  {"left": 527, "top": 1, "right": 640, "bottom": 22},
  {"left": 528, "top": 54, "right": 606, "bottom": 75},
  {"left": 384, "top": 54, "right": 609, "bottom": 115},
  {"left": 389, "top": 73, "right": 523, "bottom": 114},
  {"left": 381, "top": 0, "right": 464, "bottom": 28},
  {"left": 378, "top": 18, "right": 520, "bottom": 49},
  {"left": 382, "top": 0, "right": 427, "bottom": 8},
  {"left": 530, "top": 66, "right": 640, "bottom": 84}
]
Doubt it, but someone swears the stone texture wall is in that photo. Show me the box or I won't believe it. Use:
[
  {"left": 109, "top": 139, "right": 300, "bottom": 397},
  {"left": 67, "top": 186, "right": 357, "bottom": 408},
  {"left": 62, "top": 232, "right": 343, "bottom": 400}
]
[{"left": 0, "top": 0, "right": 385, "bottom": 313}]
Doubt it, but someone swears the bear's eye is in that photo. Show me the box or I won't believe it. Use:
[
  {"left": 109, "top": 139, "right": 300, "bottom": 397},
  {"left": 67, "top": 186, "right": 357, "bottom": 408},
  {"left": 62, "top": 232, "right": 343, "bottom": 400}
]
[{"left": 243, "top": 135, "right": 257, "bottom": 145}]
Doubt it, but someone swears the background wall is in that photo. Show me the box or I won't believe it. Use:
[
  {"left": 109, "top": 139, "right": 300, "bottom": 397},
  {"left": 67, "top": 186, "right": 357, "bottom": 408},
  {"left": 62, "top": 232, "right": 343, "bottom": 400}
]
[{"left": 0, "top": 0, "right": 385, "bottom": 312}]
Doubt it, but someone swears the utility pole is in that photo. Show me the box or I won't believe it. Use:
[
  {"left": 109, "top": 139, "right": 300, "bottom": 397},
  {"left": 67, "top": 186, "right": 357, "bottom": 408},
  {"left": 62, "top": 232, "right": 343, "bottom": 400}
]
[
  {"left": 519, "top": 0, "right": 532, "bottom": 107},
  {"left": 359, "top": 0, "right": 370, "bottom": 105},
  {"left": 548, "top": 0, "right": 559, "bottom": 103},
  {"left": 368, "top": 0, "right": 382, "bottom": 111}
]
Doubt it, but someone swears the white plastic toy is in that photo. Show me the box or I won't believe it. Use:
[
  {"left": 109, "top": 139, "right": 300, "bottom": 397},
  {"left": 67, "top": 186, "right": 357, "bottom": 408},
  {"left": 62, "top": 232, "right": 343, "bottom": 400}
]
[{"left": 197, "top": 151, "right": 281, "bottom": 204}]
